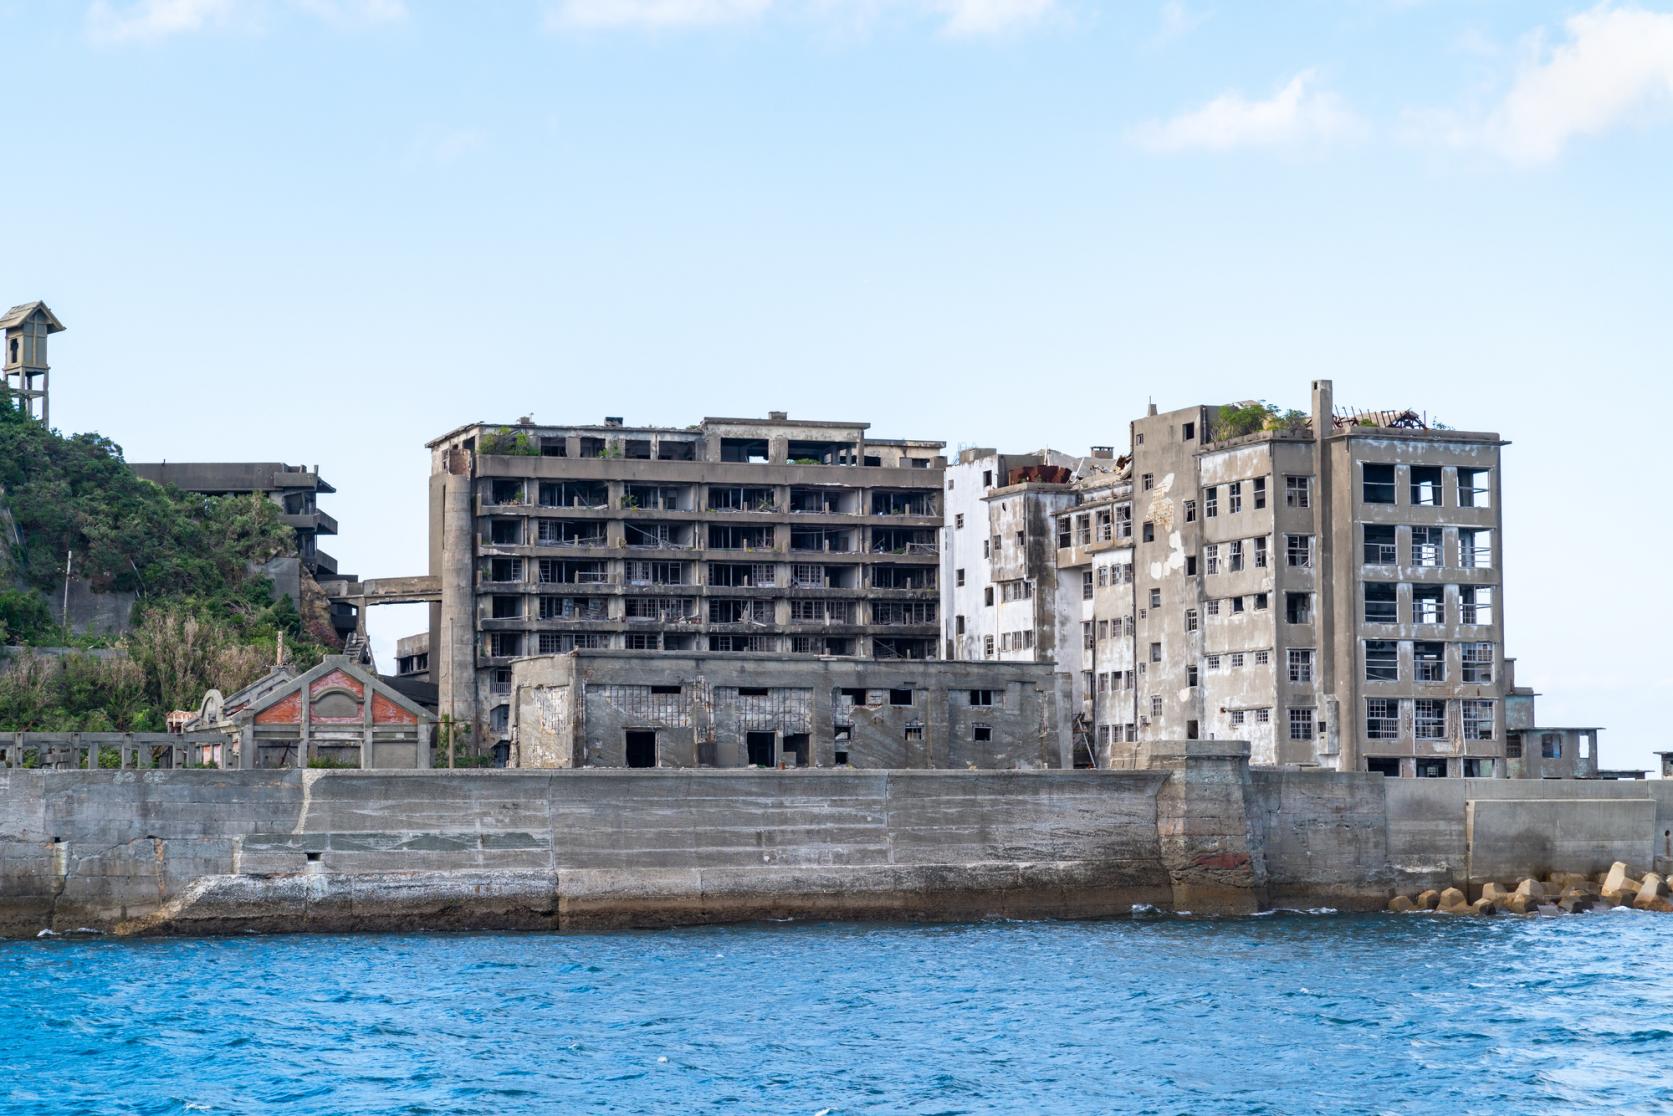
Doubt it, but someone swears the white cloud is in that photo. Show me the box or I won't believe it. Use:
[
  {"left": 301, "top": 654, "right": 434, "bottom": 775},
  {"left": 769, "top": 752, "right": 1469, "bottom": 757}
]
[
  {"left": 1150, "top": 0, "right": 1208, "bottom": 47},
  {"left": 88, "top": 0, "right": 246, "bottom": 41},
  {"left": 1130, "top": 69, "right": 1363, "bottom": 152},
  {"left": 1467, "top": 4, "right": 1673, "bottom": 163},
  {"left": 550, "top": 0, "right": 772, "bottom": 30},
  {"left": 87, "top": 0, "right": 405, "bottom": 41},
  {"left": 544, "top": 0, "right": 1058, "bottom": 36},
  {"left": 411, "top": 125, "right": 488, "bottom": 165}
]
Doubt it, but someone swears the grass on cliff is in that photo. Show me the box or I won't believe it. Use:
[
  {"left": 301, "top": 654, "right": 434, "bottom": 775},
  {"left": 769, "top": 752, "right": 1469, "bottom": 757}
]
[{"left": 0, "top": 396, "right": 330, "bottom": 729}]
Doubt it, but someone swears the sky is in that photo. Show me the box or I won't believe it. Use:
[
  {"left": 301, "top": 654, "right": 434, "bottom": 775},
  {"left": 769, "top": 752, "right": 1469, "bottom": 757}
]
[{"left": 5, "top": 0, "right": 1671, "bottom": 772}]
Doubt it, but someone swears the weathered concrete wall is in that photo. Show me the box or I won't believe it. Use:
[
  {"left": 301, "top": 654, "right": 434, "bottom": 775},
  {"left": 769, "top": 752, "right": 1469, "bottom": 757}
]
[
  {"left": 0, "top": 767, "right": 1175, "bottom": 938},
  {"left": 4, "top": 761, "right": 1668, "bottom": 939}
]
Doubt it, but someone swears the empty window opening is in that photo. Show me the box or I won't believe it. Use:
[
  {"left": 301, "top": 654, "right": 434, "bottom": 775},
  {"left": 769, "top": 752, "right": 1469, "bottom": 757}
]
[
  {"left": 889, "top": 688, "right": 914, "bottom": 706},
  {"left": 1362, "top": 463, "right": 1396, "bottom": 505},
  {"left": 782, "top": 733, "right": 810, "bottom": 767},
  {"left": 1364, "top": 640, "right": 1399, "bottom": 682},
  {"left": 721, "top": 438, "right": 771, "bottom": 463},
  {"left": 1413, "top": 584, "right": 1445, "bottom": 625},
  {"left": 746, "top": 732, "right": 776, "bottom": 767},
  {"left": 1410, "top": 466, "right": 1443, "bottom": 507},
  {"left": 972, "top": 723, "right": 992, "bottom": 742},
  {"left": 1365, "top": 698, "right": 1401, "bottom": 740},
  {"left": 1458, "top": 467, "right": 1491, "bottom": 508},
  {"left": 1363, "top": 525, "right": 1397, "bottom": 566},
  {"left": 1414, "top": 641, "right": 1446, "bottom": 683},
  {"left": 1367, "top": 757, "right": 1401, "bottom": 777},
  {"left": 625, "top": 731, "right": 657, "bottom": 769},
  {"left": 1411, "top": 526, "right": 1443, "bottom": 568},
  {"left": 969, "top": 689, "right": 995, "bottom": 706},
  {"left": 1364, "top": 582, "right": 1397, "bottom": 624},
  {"left": 1415, "top": 758, "right": 1447, "bottom": 778}
]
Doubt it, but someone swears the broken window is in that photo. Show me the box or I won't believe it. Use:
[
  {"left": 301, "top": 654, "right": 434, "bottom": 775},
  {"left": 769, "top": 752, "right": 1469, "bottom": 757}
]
[
  {"left": 488, "top": 632, "right": 523, "bottom": 657},
  {"left": 1365, "top": 698, "right": 1401, "bottom": 740},
  {"left": 969, "top": 689, "right": 995, "bottom": 707},
  {"left": 1366, "top": 757, "right": 1401, "bottom": 777},
  {"left": 871, "top": 527, "right": 934, "bottom": 555},
  {"left": 871, "top": 491, "right": 937, "bottom": 517},
  {"left": 1085, "top": 622, "right": 1095, "bottom": 649},
  {"left": 746, "top": 731, "right": 776, "bottom": 766},
  {"left": 1364, "top": 582, "right": 1398, "bottom": 624},
  {"left": 1459, "top": 585, "right": 1493, "bottom": 625},
  {"left": 625, "top": 521, "right": 692, "bottom": 549},
  {"left": 1142, "top": 522, "right": 1155, "bottom": 543},
  {"left": 983, "top": 586, "right": 994, "bottom": 607},
  {"left": 889, "top": 688, "right": 914, "bottom": 706},
  {"left": 982, "top": 469, "right": 993, "bottom": 488},
  {"left": 1253, "top": 477, "right": 1266, "bottom": 510},
  {"left": 1229, "top": 482, "right": 1243, "bottom": 514},
  {"left": 1415, "top": 758, "right": 1447, "bottom": 779},
  {"left": 540, "top": 436, "right": 567, "bottom": 457},
  {"left": 1142, "top": 473, "right": 1154, "bottom": 491},
  {"left": 578, "top": 436, "right": 606, "bottom": 458},
  {"left": 1541, "top": 732, "right": 1561, "bottom": 759},
  {"left": 539, "top": 481, "right": 608, "bottom": 508},
  {"left": 709, "top": 524, "right": 776, "bottom": 551},
  {"left": 1185, "top": 556, "right": 1197, "bottom": 576},
  {"left": 1229, "top": 540, "right": 1244, "bottom": 572},
  {"left": 1082, "top": 570, "right": 1094, "bottom": 600},
  {"left": 623, "top": 560, "right": 684, "bottom": 585},
  {"left": 1001, "top": 580, "right": 1034, "bottom": 602},
  {"left": 1205, "top": 544, "right": 1219, "bottom": 575},
  {"left": 794, "top": 526, "right": 857, "bottom": 553},
  {"left": 1459, "top": 528, "right": 1492, "bottom": 569},
  {"left": 1462, "top": 700, "right": 1495, "bottom": 740},
  {"left": 709, "top": 486, "right": 777, "bottom": 513},
  {"left": 1185, "top": 609, "right": 1198, "bottom": 633},
  {"left": 538, "top": 520, "right": 607, "bottom": 548},
  {"left": 972, "top": 723, "right": 992, "bottom": 742},
  {"left": 623, "top": 484, "right": 690, "bottom": 511},
  {"left": 1457, "top": 467, "right": 1491, "bottom": 508},
  {"left": 1364, "top": 640, "right": 1399, "bottom": 682},
  {"left": 488, "top": 519, "right": 523, "bottom": 546},
  {"left": 1186, "top": 665, "right": 1198, "bottom": 688},
  {"left": 1410, "top": 466, "right": 1443, "bottom": 507},
  {"left": 1182, "top": 421, "right": 1195, "bottom": 440},
  {"left": 1253, "top": 537, "right": 1268, "bottom": 569},
  {"left": 1183, "top": 500, "right": 1196, "bottom": 523},
  {"left": 656, "top": 439, "right": 697, "bottom": 461},
  {"left": 1254, "top": 592, "right": 1268, "bottom": 610},
  {"left": 489, "top": 479, "right": 525, "bottom": 506},
  {"left": 1412, "top": 584, "right": 1445, "bottom": 625},
  {"left": 903, "top": 720, "right": 925, "bottom": 741},
  {"left": 1362, "top": 463, "right": 1396, "bottom": 505},
  {"left": 1285, "top": 592, "right": 1311, "bottom": 624},
  {"left": 1414, "top": 641, "right": 1446, "bottom": 682},
  {"left": 487, "top": 557, "right": 524, "bottom": 583},
  {"left": 1285, "top": 475, "right": 1311, "bottom": 508},
  {"left": 490, "top": 595, "right": 523, "bottom": 619},
  {"left": 874, "top": 601, "right": 936, "bottom": 626},
  {"left": 709, "top": 634, "right": 778, "bottom": 652},
  {"left": 1287, "top": 648, "right": 1314, "bottom": 683},
  {"left": 1363, "top": 525, "right": 1397, "bottom": 566},
  {"left": 1414, "top": 699, "right": 1447, "bottom": 740},
  {"left": 1461, "top": 641, "right": 1494, "bottom": 684},
  {"left": 1286, "top": 534, "right": 1313, "bottom": 568},
  {"left": 1410, "top": 527, "right": 1442, "bottom": 568},
  {"left": 720, "top": 438, "right": 770, "bottom": 464},
  {"left": 1289, "top": 707, "right": 1316, "bottom": 741},
  {"left": 1205, "top": 487, "right": 1218, "bottom": 517}
]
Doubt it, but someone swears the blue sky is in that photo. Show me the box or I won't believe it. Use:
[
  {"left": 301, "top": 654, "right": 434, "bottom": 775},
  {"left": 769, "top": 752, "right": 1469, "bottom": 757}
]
[{"left": 7, "top": 0, "right": 1672, "bottom": 771}]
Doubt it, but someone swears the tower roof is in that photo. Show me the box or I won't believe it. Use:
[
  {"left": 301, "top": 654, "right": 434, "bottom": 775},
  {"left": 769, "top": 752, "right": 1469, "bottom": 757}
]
[{"left": 0, "top": 301, "right": 66, "bottom": 332}]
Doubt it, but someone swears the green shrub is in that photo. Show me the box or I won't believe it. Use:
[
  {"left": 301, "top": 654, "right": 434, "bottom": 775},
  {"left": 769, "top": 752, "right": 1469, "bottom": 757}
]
[{"left": 477, "top": 428, "right": 539, "bottom": 456}]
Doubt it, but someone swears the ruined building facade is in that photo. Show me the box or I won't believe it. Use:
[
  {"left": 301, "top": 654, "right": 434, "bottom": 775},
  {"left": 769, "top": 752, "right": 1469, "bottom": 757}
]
[
  {"left": 944, "top": 380, "right": 1592, "bottom": 779},
  {"left": 428, "top": 415, "right": 945, "bottom": 750}
]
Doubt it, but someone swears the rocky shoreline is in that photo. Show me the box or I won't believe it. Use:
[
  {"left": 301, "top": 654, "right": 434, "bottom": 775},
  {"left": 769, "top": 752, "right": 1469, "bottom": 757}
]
[{"left": 1388, "top": 862, "right": 1672, "bottom": 917}]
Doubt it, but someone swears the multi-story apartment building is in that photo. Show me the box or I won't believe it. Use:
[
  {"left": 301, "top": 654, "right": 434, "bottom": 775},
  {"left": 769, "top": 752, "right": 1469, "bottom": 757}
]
[
  {"left": 1053, "top": 467, "right": 1137, "bottom": 766},
  {"left": 427, "top": 414, "right": 945, "bottom": 749},
  {"left": 1125, "top": 379, "right": 1511, "bottom": 776}
]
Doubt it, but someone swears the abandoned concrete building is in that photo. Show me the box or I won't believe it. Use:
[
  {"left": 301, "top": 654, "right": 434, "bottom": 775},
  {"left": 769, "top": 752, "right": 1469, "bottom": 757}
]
[
  {"left": 428, "top": 414, "right": 946, "bottom": 750},
  {"left": 129, "top": 462, "right": 343, "bottom": 578},
  {"left": 2, "top": 300, "right": 64, "bottom": 427},
  {"left": 941, "top": 380, "right": 1599, "bottom": 780},
  {"left": 508, "top": 650, "right": 1068, "bottom": 769}
]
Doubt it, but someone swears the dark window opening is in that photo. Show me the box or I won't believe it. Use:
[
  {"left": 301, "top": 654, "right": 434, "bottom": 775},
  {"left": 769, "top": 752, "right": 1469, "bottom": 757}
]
[
  {"left": 972, "top": 723, "right": 992, "bottom": 742},
  {"left": 651, "top": 685, "right": 681, "bottom": 695},
  {"left": 783, "top": 733, "right": 810, "bottom": 767},
  {"left": 840, "top": 688, "right": 869, "bottom": 703},
  {"left": 1415, "top": 758, "right": 1447, "bottom": 778},
  {"left": 738, "top": 687, "right": 769, "bottom": 698},
  {"left": 625, "top": 730, "right": 657, "bottom": 769},
  {"left": 969, "top": 689, "right": 994, "bottom": 706},
  {"left": 746, "top": 732, "right": 776, "bottom": 767},
  {"left": 1366, "top": 757, "right": 1401, "bottom": 777},
  {"left": 889, "top": 688, "right": 913, "bottom": 706},
  {"left": 834, "top": 749, "right": 850, "bottom": 766}
]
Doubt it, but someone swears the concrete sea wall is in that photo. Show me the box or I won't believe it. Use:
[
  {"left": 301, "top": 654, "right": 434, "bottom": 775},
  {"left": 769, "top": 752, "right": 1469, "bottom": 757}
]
[{"left": 3, "top": 747, "right": 1670, "bottom": 938}]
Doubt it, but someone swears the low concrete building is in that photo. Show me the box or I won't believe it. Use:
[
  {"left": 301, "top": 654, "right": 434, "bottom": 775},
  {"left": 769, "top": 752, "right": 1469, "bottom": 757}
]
[{"left": 509, "top": 650, "right": 1069, "bottom": 770}]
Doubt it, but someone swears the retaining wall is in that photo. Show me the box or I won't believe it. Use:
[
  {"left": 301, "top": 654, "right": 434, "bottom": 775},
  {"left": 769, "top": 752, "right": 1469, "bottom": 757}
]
[{"left": 1, "top": 757, "right": 1666, "bottom": 938}]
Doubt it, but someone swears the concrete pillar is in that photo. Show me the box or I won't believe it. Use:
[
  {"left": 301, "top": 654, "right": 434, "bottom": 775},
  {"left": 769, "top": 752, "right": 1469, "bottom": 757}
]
[
  {"left": 1139, "top": 740, "right": 1268, "bottom": 915},
  {"left": 436, "top": 461, "right": 479, "bottom": 740}
]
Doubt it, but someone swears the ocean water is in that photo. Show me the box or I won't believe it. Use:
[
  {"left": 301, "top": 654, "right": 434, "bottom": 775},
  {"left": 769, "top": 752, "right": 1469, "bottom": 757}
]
[{"left": 4, "top": 912, "right": 1673, "bottom": 1114}]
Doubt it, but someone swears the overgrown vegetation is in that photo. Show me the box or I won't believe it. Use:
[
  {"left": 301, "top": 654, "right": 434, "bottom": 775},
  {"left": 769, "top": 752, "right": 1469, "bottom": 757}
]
[
  {"left": 477, "top": 427, "right": 539, "bottom": 456},
  {"left": 0, "top": 397, "right": 329, "bottom": 729},
  {"left": 1213, "top": 401, "right": 1309, "bottom": 441}
]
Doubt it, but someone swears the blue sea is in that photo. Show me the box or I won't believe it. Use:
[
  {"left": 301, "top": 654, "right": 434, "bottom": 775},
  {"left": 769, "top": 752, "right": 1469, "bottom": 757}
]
[{"left": 4, "top": 912, "right": 1673, "bottom": 1114}]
